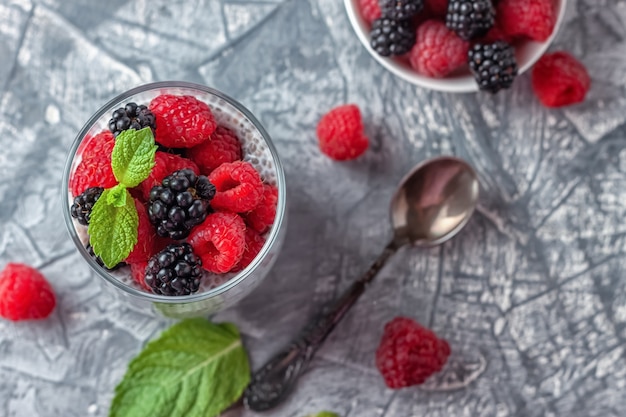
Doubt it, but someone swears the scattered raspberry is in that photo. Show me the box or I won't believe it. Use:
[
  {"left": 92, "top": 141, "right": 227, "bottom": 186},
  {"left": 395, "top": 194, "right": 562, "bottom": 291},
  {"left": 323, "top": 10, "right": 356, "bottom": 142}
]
[
  {"left": 532, "top": 52, "right": 591, "bottom": 108},
  {"left": 232, "top": 228, "right": 266, "bottom": 272},
  {"left": 424, "top": 0, "right": 448, "bottom": 16},
  {"left": 375, "top": 317, "right": 450, "bottom": 388},
  {"left": 137, "top": 151, "right": 199, "bottom": 200},
  {"left": 69, "top": 131, "right": 117, "bottom": 197},
  {"left": 0, "top": 263, "right": 56, "bottom": 321},
  {"left": 497, "top": 0, "right": 556, "bottom": 42},
  {"left": 209, "top": 161, "right": 264, "bottom": 213},
  {"left": 189, "top": 212, "right": 246, "bottom": 274},
  {"left": 245, "top": 184, "right": 278, "bottom": 234},
  {"left": 358, "top": 0, "right": 381, "bottom": 24},
  {"left": 130, "top": 261, "right": 151, "bottom": 291},
  {"left": 409, "top": 20, "right": 469, "bottom": 78},
  {"left": 187, "top": 126, "right": 242, "bottom": 175},
  {"left": 149, "top": 94, "right": 217, "bottom": 148},
  {"left": 316, "top": 105, "right": 369, "bottom": 161},
  {"left": 124, "top": 200, "right": 157, "bottom": 264}
]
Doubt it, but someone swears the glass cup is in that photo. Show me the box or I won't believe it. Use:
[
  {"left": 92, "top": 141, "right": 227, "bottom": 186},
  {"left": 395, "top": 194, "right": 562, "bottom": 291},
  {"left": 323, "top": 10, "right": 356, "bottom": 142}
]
[{"left": 62, "top": 81, "right": 286, "bottom": 319}]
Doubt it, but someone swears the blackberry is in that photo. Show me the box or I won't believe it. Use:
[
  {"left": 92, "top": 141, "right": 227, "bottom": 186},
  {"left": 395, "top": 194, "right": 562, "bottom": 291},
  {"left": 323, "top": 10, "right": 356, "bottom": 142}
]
[
  {"left": 85, "top": 244, "right": 124, "bottom": 271},
  {"left": 468, "top": 41, "right": 518, "bottom": 93},
  {"left": 108, "top": 102, "right": 156, "bottom": 137},
  {"left": 148, "top": 168, "right": 216, "bottom": 240},
  {"left": 380, "top": 0, "right": 424, "bottom": 20},
  {"left": 145, "top": 243, "right": 203, "bottom": 296},
  {"left": 446, "top": 0, "right": 494, "bottom": 40},
  {"left": 370, "top": 17, "right": 416, "bottom": 57},
  {"left": 70, "top": 187, "right": 103, "bottom": 225}
]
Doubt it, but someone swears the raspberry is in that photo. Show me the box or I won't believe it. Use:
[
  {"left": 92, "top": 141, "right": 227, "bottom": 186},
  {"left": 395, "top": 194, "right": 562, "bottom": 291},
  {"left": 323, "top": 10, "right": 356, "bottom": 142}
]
[
  {"left": 446, "top": 0, "right": 495, "bottom": 40},
  {"left": 70, "top": 187, "right": 103, "bottom": 225},
  {"left": 69, "top": 131, "right": 117, "bottom": 197},
  {"left": 130, "top": 261, "right": 151, "bottom": 291},
  {"left": 108, "top": 102, "right": 156, "bottom": 137},
  {"left": 188, "top": 212, "right": 246, "bottom": 274},
  {"left": 149, "top": 94, "right": 217, "bottom": 148},
  {"left": 245, "top": 184, "right": 278, "bottom": 234},
  {"left": 0, "top": 263, "right": 56, "bottom": 321},
  {"left": 497, "top": 0, "right": 555, "bottom": 42},
  {"left": 409, "top": 20, "right": 469, "bottom": 78},
  {"left": 125, "top": 199, "right": 157, "bottom": 264},
  {"left": 380, "top": 0, "right": 424, "bottom": 20},
  {"left": 375, "top": 317, "right": 450, "bottom": 388},
  {"left": 209, "top": 161, "right": 264, "bottom": 213},
  {"left": 137, "top": 151, "right": 200, "bottom": 200},
  {"left": 316, "top": 104, "right": 369, "bottom": 161},
  {"left": 424, "top": 0, "right": 449, "bottom": 16},
  {"left": 480, "top": 22, "right": 513, "bottom": 43},
  {"left": 358, "top": 0, "right": 381, "bottom": 24},
  {"left": 148, "top": 169, "right": 216, "bottom": 240},
  {"left": 370, "top": 17, "right": 416, "bottom": 57},
  {"left": 531, "top": 52, "right": 591, "bottom": 108},
  {"left": 187, "top": 126, "right": 242, "bottom": 175},
  {"left": 144, "top": 243, "right": 203, "bottom": 296},
  {"left": 232, "top": 229, "right": 266, "bottom": 272}
]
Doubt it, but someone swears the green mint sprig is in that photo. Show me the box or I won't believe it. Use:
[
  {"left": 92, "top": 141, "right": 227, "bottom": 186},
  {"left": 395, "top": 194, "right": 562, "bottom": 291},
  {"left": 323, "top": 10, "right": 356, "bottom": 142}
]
[
  {"left": 304, "top": 412, "right": 340, "bottom": 417},
  {"left": 88, "top": 127, "right": 157, "bottom": 268},
  {"left": 109, "top": 319, "right": 251, "bottom": 417}
]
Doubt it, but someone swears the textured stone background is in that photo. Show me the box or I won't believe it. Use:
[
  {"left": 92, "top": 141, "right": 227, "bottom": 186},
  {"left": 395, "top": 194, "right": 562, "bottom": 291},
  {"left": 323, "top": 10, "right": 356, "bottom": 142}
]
[{"left": 1, "top": 0, "right": 626, "bottom": 416}]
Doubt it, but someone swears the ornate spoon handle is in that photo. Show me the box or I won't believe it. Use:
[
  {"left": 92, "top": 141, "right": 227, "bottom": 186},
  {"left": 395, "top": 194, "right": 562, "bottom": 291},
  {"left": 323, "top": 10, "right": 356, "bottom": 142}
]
[{"left": 243, "top": 240, "right": 399, "bottom": 411}]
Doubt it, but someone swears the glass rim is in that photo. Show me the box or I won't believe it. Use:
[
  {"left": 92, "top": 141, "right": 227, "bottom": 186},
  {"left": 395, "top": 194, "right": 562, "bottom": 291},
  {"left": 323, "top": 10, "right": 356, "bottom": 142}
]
[{"left": 61, "top": 81, "right": 287, "bottom": 304}]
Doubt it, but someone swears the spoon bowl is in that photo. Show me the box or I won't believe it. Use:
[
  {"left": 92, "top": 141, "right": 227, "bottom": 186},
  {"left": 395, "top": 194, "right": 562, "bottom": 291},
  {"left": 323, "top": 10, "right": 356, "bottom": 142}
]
[{"left": 391, "top": 156, "right": 479, "bottom": 247}]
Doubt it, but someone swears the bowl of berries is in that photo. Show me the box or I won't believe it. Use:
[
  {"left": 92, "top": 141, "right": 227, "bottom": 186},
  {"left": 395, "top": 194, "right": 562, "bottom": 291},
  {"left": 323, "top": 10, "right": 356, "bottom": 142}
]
[
  {"left": 345, "top": 0, "right": 567, "bottom": 93},
  {"left": 62, "top": 81, "right": 286, "bottom": 318}
]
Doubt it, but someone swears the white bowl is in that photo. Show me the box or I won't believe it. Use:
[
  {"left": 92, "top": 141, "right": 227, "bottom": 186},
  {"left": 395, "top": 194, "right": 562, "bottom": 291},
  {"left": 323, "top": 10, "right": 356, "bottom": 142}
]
[{"left": 344, "top": 0, "right": 567, "bottom": 93}]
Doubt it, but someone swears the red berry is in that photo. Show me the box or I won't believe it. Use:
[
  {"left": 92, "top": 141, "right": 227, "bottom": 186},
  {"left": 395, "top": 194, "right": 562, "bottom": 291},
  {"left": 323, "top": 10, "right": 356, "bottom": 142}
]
[
  {"left": 149, "top": 94, "right": 217, "bottom": 148},
  {"left": 245, "top": 184, "right": 278, "bottom": 234},
  {"left": 232, "top": 228, "right": 266, "bottom": 272},
  {"left": 209, "top": 161, "right": 264, "bottom": 213},
  {"left": 497, "top": 0, "right": 556, "bottom": 42},
  {"left": 375, "top": 317, "right": 450, "bottom": 389},
  {"left": 124, "top": 200, "right": 157, "bottom": 264},
  {"left": 129, "top": 261, "right": 151, "bottom": 291},
  {"left": 69, "top": 131, "right": 117, "bottom": 197},
  {"left": 0, "top": 263, "right": 56, "bottom": 321},
  {"left": 409, "top": 20, "right": 469, "bottom": 78},
  {"left": 137, "top": 151, "right": 199, "bottom": 200},
  {"left": 479, "top": 23, "right": 514, "bottom": 43},
  {"left": 424, "top": 0, "right": 448, "bottom": 16},
  {"left": 187, "top": 126, "right": 242, "bottom": 175},
  {"left": 358, "top": 0, "right": 381, "bottom": 24},
  {"left": 316, "top": 105, "right": 369, "bottom": 161},
  {"left": 532, "top": 51, "right": 591, "bottom": 108},
  {"left": 188, "top": 212, "right": 246, "bottom": 274}
]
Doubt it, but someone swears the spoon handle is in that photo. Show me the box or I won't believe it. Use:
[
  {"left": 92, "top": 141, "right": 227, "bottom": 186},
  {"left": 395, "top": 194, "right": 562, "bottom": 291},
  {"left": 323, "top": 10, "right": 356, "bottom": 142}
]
[{"left": 243, "top": 240, "right": 399, "bottom": 411}]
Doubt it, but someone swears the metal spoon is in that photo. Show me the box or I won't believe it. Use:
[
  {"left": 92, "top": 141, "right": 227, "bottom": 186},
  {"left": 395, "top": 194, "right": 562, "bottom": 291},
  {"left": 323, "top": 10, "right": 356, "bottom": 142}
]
[{"left": 244, "top": 156, "right": 480, "bottom": 411}]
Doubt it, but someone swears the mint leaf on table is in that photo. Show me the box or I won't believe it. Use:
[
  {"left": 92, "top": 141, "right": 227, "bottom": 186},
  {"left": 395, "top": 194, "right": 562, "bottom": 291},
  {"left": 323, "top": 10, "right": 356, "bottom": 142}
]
[
  {"left": 109, "top": 318, "right": 251, "bottom": 417},
  {"left": 88, "top": 187, "right": 138, "bottom": 269},
  {"left": 304, "top": 412, "right": 340, "bottom": 417},
  {"left": 111, "top": 127, "right": 158, "bottom": 188}
]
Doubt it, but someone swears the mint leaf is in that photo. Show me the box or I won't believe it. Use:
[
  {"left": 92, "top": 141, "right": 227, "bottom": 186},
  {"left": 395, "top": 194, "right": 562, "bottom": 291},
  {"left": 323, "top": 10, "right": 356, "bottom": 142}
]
[
  {"left": 107, "top": 184, "right": 127, "bottom": 207},
  {"left": 304, "top": 413, "right": 340, "bottom": 417},
  {"left": 109, "top": 319, "right": 250, "bottom": 417},
  {"left": 111, "top": 127, "right": 158, "bottom": 188},
  {"left": 88, "top": 188, "right": 138, "bottom": 269}
]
